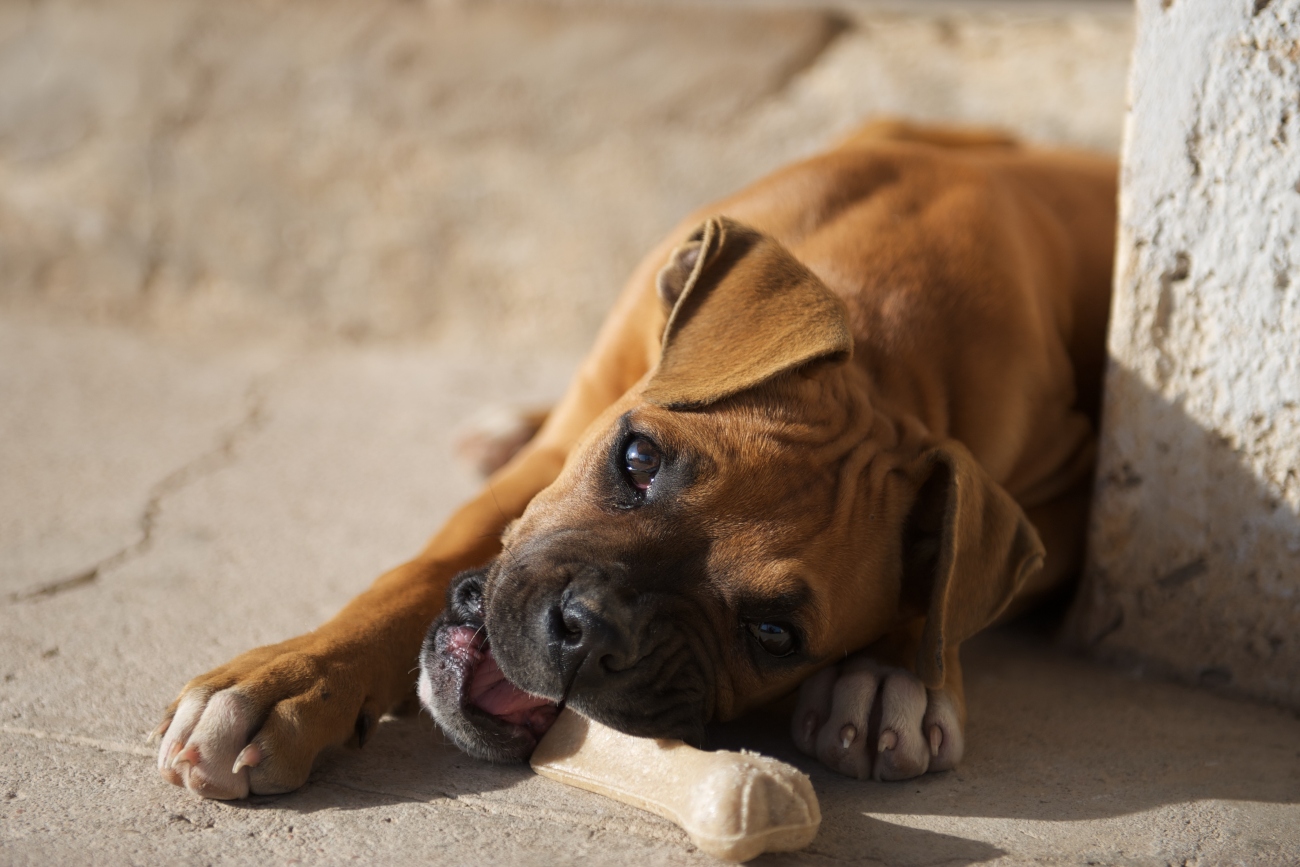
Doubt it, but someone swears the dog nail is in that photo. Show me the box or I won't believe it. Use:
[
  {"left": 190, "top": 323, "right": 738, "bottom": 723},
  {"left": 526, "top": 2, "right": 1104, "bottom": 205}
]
[
  {"left": 171, "top": 744, "right": 200, "bottom": 770},
  {"left": 801, "top": 713, "right": 818, "bottom": 744},
  {"left": 878, "top": 729, "right": 898, "bottom": 752},
  {"left": 160, "top": 739, "right": 183, "bottom": 769},
  {"left": 147, "top": 719, "right": 170, "bottom": 746},
  {"left": 928, "top": 725, "right": 942, "bottom": 758},
  {"left": 232, "top": 743, "right": 264, "bottom": 774},
  {"left": 839, "top": 724, "right": 856, "bottom": 750}
]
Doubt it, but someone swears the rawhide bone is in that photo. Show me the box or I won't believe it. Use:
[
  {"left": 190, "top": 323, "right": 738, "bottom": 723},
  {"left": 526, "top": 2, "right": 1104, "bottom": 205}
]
[{"left": 530, "top": 709, "right": 820, "bottom": 862}]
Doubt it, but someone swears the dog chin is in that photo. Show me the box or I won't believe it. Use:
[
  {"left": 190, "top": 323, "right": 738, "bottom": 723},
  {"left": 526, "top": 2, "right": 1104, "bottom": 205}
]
[{"left": 417, "top": 582, "right": 560, "bottom": 763}]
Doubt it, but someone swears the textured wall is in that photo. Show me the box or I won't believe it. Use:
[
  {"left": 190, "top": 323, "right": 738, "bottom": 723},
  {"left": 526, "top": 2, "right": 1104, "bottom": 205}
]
[{"left": 1070, "top": 0, "right": 1300, "bottom": 706}]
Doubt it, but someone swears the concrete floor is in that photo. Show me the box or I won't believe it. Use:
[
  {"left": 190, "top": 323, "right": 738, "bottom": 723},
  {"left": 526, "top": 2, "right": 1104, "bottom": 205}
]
[
  {"left": 2, "top": 1, "right": 1298, "bottom": 864},
  {"left": 2, "top": 314, "right": 1298, "bottom": 866}
]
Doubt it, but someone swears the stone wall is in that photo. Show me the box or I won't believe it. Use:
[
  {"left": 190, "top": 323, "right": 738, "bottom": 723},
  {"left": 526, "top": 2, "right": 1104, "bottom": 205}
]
[
  {"left": 0, "top": 0, "right": 1132, "bottom": 351},
  {"left": 1069, "top": 0, "right": 1300, "bottom": 707}
]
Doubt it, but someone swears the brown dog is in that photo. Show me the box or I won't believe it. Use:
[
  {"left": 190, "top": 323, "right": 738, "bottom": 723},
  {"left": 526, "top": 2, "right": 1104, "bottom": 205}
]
[{"left": 154, "top": 120, "right": 1116, "bottom": 798}]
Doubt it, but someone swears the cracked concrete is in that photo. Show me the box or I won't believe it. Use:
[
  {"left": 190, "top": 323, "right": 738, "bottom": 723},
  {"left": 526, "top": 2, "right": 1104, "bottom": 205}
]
[
  {"left": 2, "top": 0, "right": 1298, "bottom": 865},
  {"left": 0, "top": 315, "right": 281, "bottom": 599},
  {"left": 11, "top": 376, "right": 269, "bottom": 603}
]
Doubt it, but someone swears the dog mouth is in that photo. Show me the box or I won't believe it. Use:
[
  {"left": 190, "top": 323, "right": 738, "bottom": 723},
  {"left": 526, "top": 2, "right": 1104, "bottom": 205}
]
[
  {"left": 443, "top": 624, "right": 560, "bottom": 738},
  {"left": 420, "top": 561, "right": 714, "bottom": 760},
  {"left": 418, "top": 584, "right": 562, "bottom": 764}
]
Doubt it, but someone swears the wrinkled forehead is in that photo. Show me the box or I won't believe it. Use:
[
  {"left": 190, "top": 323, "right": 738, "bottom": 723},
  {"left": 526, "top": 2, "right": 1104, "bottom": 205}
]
[{"left": 584, "top": 387, "right": 817, "bottom": 466}]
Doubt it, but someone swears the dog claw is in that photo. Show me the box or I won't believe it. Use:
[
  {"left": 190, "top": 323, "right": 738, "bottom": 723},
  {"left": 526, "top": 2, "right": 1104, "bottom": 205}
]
[
  {"left": 159, "top": 738, "right": 183, "bottom": 770},
  {"left": 147, "top": 718, "right": 170, "bottom": 746},
  {"left": 798, "top": 657, "right": 964, "bottom": 781},
  {"left": 171, "top": 743, "right": 201, "bottom": 770},
  {"left": 801, "top": 713, "right": 817, "bottom": 745},
  {"left": 232, "top": 743, "right": 264, "bottom": 774}
]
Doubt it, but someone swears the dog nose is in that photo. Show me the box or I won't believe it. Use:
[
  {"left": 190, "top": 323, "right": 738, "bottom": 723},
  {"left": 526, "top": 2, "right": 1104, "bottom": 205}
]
[{"left": 550, "top": 591, "right": 633, "bottom": 688}]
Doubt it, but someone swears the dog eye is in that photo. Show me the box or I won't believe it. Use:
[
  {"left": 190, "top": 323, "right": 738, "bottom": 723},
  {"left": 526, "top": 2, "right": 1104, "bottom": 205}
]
[
  {"left": 746, "top": 621, "right": 796, "bottom": 657},
  {"left": 623, "top": 436, "right": 661, "bottom": 490}
]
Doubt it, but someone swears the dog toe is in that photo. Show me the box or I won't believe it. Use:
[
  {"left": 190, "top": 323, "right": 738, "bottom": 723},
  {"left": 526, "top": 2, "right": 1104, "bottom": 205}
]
[
  {"left": 239, "top": 695, "right": 328, "bottom": 795},
  {"left": 790, "top": 666, "right": 837, "bottom": 755},
  {"left": 162, "top": 689, "right": 256, "bottom": 800},
  {"left": 921, "top": 688, "right": 964, "bottom": 772},
  {"left": 814, "top": 668, "right": 881, "bottom": 779},
  {"left": 157, "top": 691, "right": 209, "bottom": 783},
  {"left": 871, "top": 672, "right": 930, "bottom": 781}
]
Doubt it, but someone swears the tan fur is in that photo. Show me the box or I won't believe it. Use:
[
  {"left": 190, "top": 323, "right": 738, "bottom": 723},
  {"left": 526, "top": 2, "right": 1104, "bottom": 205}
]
[{"left": 157, "top": 120, "right": 1116, "bottom": 797}]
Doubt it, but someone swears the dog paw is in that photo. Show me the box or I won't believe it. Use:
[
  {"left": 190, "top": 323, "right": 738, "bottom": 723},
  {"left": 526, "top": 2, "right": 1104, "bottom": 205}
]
[
  {"left": 789, "top": 656, "right": 963, "bottom": 781},
  {"left": 454, "top": 405, "right": 549, "bottom": 477},
  {"left": 154, "top": 641, "right": 375, "bottom": 799}
]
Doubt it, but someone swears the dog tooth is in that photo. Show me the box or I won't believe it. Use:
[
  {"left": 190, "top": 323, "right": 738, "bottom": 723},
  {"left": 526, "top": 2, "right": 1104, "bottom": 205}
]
[
  {"left": 838, "top": 724, "right": 856, "bottom": 750},
  {"left": 232, "top": 743, "right": 264, "bottom": 774},
  {"left": 928, "top": 725, "right": 942, "bottom": 758},
  {"left": 878, "top": 729, "right": 898, "bottom": 752}
]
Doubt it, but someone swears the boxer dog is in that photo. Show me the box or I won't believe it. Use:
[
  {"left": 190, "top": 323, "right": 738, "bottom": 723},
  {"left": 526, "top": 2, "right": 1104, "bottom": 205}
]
[{"left": 154, "top": 120, "right": 1116, "bottom": 797}]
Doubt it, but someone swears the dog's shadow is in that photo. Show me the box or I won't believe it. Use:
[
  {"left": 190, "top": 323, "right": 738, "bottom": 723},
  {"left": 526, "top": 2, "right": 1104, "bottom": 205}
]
[
  {"left": 241, "top": 708, "right": 1004, "bottom": 865},
  {"left": 235, "top": 615, "right": 1297, "bottom": 865},
  {"left": 714, "top": 620, "right": 1300, "bottom": 836},
  {"left": 233, "top": 711, "right": 536, "bottom": 814},
  {"left": 712, "top": 617, "right": 1300, "bottom": 863}
]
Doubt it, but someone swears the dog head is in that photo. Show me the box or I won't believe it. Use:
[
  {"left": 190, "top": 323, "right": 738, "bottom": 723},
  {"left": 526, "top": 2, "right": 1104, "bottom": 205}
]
[{"left": 421, "top": 217, "right": 1043, "bottom": 760}]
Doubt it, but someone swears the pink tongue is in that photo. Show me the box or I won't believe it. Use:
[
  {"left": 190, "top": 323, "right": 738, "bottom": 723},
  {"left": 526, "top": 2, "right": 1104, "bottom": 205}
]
[{"left": 468, "top": 649, "right": 557, "bottom": 727}]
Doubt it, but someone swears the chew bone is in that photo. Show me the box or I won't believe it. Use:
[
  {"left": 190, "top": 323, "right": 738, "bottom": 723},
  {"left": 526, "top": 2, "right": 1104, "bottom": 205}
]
[{"left": 530, "top": 709, "right": 820, "bottom": 862}]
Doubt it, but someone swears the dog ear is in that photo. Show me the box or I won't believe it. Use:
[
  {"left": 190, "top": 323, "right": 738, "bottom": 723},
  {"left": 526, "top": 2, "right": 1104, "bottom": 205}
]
[
  {"left": 903, "top": 441, "right": 1045, "bottom": 688},
  {"left": 644, "top": 217, "right": 853, "bottom": 409},
  {"left": 655, "top": 222, "right": 717, "bottom": 309}
]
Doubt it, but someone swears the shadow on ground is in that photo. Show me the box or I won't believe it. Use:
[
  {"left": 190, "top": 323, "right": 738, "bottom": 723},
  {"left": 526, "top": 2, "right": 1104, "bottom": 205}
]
[
  {"left": 713, "top": 622, "right": 1300, "bottom": 817},
  {"left": 260, "top": 719, "right": 1006, "bottom": 864},
  {"left": 232, "top": 615, "right": 1298, "bottom": 866}
]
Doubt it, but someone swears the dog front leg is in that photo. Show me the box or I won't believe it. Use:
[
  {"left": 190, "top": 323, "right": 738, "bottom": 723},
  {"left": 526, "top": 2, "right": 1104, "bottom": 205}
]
[
  {"left": 151, "top": 443, "right": 568, "bottom": 799},
  {"left": 789, "top": 626, "right": 966, "bottom": 782}
]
